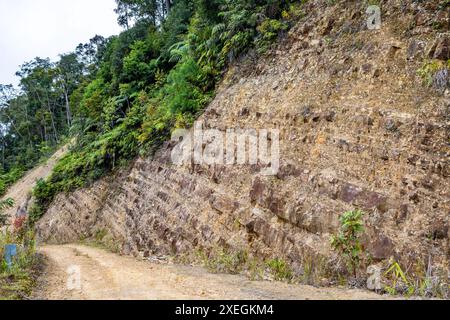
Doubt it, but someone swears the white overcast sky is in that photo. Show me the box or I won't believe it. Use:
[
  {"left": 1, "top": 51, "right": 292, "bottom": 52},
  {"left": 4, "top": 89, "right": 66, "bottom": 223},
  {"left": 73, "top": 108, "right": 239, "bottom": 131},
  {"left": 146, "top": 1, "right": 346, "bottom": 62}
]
[{"left": 0, "top": 0, "right": 122, "bottom": 86}]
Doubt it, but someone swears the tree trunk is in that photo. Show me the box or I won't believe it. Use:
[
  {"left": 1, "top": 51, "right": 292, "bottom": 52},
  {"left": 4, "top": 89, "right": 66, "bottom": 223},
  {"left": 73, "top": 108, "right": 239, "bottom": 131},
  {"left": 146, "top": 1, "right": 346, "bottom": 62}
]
[
  {"left": 23, "top": 102, "right": 32, "bottom": 148},
  {"left": 165, "top": 0, "right": 171, "bottom": 16},
  {"left": 1, "top": 138, "right": 5, "bottom": 170},
  {"left": 63, "top": 85, "right": 72, "bottom": 127},
  {"left": 39, "top": 126, "right": 44, "bottom": 141},
  {"left": 45, "top": 92, "right": 59, "bottom": 144},
  {"left": 4, "top": 113, "right": 24, "bottom": 139}
]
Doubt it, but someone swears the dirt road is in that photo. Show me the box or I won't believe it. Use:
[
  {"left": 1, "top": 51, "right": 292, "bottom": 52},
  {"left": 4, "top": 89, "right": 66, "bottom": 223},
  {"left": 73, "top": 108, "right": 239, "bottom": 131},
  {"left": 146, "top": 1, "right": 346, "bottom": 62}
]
[{"left": 34, "top": 244, "right": 386, "bottom": 300}]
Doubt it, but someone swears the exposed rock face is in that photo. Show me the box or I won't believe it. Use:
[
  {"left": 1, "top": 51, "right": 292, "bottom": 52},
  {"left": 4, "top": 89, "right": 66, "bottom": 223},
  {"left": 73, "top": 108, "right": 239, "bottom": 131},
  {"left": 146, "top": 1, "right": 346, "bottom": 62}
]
[
  {"left": 428, "top": 35, "right": 450, "bottom": 61},
  {"left": 36, "top": 1, "right": 449, "bottom": 275}
]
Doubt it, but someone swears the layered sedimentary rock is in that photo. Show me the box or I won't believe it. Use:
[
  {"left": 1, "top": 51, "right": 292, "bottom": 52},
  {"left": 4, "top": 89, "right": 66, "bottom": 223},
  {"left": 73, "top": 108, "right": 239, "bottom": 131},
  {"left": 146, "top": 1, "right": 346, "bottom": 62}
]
[{"left": 37, "top": 0, "right": 449, "bottom": 275}]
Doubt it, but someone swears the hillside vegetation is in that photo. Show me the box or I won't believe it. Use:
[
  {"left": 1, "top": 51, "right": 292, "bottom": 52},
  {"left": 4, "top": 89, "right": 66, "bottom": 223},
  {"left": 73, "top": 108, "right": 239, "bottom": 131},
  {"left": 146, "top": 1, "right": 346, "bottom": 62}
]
[
  {"left": 1, "top": 0, "right": 449, "bottom": 300},
  {"left": 0, "top": 0, "right": 305, "bottom": 217}
]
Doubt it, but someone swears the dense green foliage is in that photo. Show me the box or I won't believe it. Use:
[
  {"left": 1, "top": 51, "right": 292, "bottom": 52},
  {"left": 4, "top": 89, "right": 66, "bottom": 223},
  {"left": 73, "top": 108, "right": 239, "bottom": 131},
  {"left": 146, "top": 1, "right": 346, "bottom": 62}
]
[{"left": 1, "top": 0, "right": 306, "bottom": 218}]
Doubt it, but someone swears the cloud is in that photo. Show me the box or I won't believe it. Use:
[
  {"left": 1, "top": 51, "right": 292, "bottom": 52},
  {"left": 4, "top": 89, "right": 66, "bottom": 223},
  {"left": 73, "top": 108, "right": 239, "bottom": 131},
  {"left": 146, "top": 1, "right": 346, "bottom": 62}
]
[{"left": 0, "top": 0, "right": 122, "bottom": 86}]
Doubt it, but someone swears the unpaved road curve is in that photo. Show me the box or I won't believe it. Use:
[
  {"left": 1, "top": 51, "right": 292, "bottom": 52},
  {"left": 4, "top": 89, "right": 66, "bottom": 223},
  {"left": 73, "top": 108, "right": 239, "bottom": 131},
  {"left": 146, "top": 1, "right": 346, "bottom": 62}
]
[{"left": 34, "top": 244, "right": 386, "bottom": 300}]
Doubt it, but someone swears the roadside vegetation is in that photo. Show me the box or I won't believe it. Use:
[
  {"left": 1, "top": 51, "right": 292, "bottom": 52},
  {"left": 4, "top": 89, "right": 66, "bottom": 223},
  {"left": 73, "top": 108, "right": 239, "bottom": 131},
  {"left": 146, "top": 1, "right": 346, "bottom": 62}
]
[
  {"left": 0, "top": 199, "right": 39, "bottom": 300},
  {"left": 184, "top": 210, "right": 447, "bottom": 298},
  {"left": 330, "top": 210, "right": 448, "bottom": 299}
]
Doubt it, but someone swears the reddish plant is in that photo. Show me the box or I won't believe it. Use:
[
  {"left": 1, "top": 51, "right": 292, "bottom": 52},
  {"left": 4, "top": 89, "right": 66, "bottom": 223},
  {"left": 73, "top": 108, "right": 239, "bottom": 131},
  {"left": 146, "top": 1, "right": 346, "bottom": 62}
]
[{"left": 13, "top": 216, "right": 27, "bottom": 232}]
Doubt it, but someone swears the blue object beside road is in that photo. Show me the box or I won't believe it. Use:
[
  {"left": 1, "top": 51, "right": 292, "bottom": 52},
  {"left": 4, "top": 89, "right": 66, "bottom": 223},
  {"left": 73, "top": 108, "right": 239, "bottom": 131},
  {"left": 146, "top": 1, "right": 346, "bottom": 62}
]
[{"left": 4, "top": 244, "right": 17, "bottom": 269}]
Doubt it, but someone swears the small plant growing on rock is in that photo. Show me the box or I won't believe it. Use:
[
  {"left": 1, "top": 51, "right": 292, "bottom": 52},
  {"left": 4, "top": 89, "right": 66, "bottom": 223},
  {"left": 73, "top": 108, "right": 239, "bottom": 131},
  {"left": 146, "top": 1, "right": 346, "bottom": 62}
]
[
  {"left": 331, "top": 210, "right": 365, "bottom": 277},
  {"left": 417, "top": 59, "right": 448, "bottom": 87},
  {"left": 255, "top": 19, "right": 289, "bottom": 53},
  {"left": 281, "top": 2, "right": 305, "bottom": 20}
]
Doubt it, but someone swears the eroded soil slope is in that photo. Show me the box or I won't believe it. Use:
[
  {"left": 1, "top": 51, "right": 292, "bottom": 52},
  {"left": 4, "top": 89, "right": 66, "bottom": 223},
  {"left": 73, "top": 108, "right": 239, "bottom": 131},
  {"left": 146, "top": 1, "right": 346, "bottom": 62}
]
[{"left": 1, "top": 146, "right": 68, "bottom": 222}]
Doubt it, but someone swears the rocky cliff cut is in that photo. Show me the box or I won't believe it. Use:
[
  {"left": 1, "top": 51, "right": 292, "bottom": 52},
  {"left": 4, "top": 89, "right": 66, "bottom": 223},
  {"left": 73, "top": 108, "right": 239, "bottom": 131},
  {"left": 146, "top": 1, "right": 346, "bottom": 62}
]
[{"left": 37, "top": 0, "right": 449, "bottom": 280}]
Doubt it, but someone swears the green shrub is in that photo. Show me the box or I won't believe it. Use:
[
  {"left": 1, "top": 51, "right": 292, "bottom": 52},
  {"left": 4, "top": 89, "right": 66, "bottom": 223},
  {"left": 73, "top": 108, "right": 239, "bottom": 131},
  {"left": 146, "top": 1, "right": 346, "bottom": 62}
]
[
  {"left": 266, "top": 258, "right": 294, "bottom": 281},
  {"left": 282, "top": 2, "right": 306, "bottom": 20},
  {"left": 0, "top": 168, "right": 25, "bottom": 197},
  {"left": 162, "top": 56, "right": 211, "bottom": 115},
  {"left": 256, "top": 19, "right": 288, "bottom": 52},
  {"left": 331, "top": 210, "right": 365, "bottom": 277},
  {"left": 122, "top": 40, "right": 155, "bottom": 87}
]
